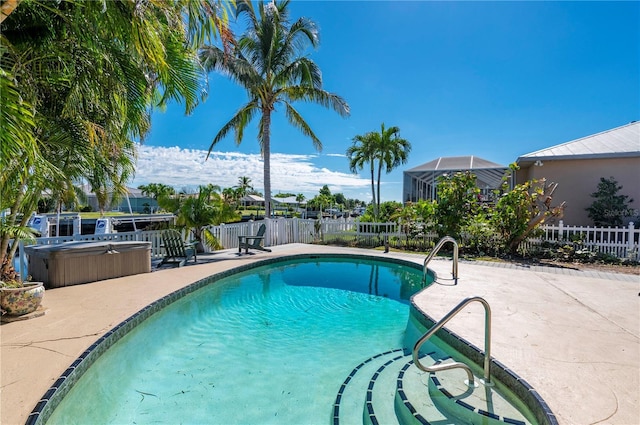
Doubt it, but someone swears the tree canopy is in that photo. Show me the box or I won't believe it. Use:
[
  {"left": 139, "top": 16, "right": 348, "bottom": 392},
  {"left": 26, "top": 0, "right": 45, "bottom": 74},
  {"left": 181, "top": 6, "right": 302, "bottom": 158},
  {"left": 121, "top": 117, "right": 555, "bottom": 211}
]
[
  {"left": 0, "top": 0, "right": 232, "bottom": 276},
  {"left": 199, "top": 0, "right": 349, "bottom": 219},
  {"left": 347, "top": 123, "right": 411, "bottom": 219}
]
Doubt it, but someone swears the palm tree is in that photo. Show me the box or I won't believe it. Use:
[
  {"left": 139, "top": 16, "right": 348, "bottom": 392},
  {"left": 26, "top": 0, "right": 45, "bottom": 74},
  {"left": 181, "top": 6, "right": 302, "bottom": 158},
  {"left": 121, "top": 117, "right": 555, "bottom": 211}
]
[
  {"left": 199, "top": 0, "right": 349, "bottom": 219},
  {"left": 236, "top": 176, "right": 253, "bottom": 209},
  {"left": 375, "top": 124, "right": 411, "bottom": 211},
  {"left": 159, "top": 184, "right": 239, "bottom": 251},
  {"left": 0, "top": 0, "right": 232, "bottom": 276},
  {"left": 139, "top": 183, "right": 176, "bottom": 201},
  {"left": 85, "top": 138, "right": 137, "bottom": 215},
  {"left": 236, "top": 176, "right": 253, "bottom": 195},
  {"left": 347, "top": 133, "right": 378, "bottom": 217},
  {"left": 295, "top": 193, "right": 306, "bottom": 216},
  {"left": 347, "top": 123, "right": 411, "bottom": 219}
]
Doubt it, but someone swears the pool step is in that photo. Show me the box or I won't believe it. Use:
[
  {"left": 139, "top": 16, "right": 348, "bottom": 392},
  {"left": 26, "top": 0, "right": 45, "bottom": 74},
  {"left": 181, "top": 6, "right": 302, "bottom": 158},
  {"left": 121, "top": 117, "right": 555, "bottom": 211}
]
[
  {"left": 361, "top": 351, "right": 412, "bottom": 425},
  {"left": 337, "top": 351, "right": 534, "bottom": 425},
  {"left": 333, "top": 349, "right": 406, "bottom": 425},
  {"left": 397, "top": 359, "right": 533, "bottom": 425},
  {"left": 394, "top": 356, "right": 460, "bottom": 425}
]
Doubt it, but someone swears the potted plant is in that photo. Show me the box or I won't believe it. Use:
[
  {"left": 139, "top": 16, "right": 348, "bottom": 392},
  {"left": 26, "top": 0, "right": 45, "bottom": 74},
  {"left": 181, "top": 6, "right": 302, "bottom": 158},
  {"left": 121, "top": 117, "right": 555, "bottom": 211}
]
[
  {"left": 0, "top": 258, "right": 45, "bottom": 317},
  {"left": 0, "top": 219, "right": 44, "bottom": 317}
]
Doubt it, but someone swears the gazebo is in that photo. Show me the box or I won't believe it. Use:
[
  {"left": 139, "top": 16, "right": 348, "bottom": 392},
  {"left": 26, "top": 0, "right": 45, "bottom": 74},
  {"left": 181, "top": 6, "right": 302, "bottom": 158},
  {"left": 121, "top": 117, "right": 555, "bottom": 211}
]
[{"left": 402, "top": 156, "right": 508, "bottom": 203}]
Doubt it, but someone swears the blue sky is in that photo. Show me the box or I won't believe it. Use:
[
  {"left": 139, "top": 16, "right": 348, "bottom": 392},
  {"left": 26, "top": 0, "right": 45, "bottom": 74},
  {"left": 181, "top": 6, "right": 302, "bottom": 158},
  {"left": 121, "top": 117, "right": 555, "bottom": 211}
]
[{"left": 134, "top": 1, "right": 639, "bottom": 203}]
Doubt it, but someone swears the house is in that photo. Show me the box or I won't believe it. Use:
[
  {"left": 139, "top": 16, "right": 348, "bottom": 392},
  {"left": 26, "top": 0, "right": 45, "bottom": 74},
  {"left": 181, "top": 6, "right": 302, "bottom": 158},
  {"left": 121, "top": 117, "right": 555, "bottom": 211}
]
[
  {"left": 515, "top": 121, "right": 640, "bottom": 226},
  {"left": 240, "top": 194, "right": 266, "bottom": 208},
  {"left": 403, "top": 156, "right": 508, "bottom": 203}
]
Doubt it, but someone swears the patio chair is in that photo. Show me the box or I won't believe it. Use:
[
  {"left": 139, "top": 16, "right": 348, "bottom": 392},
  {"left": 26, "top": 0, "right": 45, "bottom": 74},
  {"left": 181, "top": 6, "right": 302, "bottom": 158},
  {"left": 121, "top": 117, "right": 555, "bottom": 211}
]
[
  {"left": 160, "top": 229, "right": 197, "bottom": 267},
  {"left": 238, "top": 223, "right": 272, "bottom": 254}
]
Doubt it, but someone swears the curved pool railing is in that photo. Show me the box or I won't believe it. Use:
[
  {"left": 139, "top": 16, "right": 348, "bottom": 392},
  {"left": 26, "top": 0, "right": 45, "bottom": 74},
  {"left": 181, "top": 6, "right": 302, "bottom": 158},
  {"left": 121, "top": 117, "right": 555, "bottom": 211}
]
[
  {"left": 412, "top": 295, "right": 492, "bottom": 386},
  {"left": 423, "top": 236, "right": 458, "bottom": 283}
]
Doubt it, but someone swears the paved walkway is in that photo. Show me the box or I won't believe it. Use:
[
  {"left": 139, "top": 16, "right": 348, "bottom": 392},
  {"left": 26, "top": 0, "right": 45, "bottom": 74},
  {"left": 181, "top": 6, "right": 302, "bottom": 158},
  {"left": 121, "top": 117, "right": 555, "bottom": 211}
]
[{"left": 1, "top": 244, "right": 638, "bottom": 425}]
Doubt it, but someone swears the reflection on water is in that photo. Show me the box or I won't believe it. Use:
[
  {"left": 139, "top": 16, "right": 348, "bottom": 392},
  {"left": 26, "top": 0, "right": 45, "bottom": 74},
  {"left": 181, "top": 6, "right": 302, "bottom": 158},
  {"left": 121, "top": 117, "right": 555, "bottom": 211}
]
[{"left": 279, "top": 258, "right": 425, "bottom": 303}]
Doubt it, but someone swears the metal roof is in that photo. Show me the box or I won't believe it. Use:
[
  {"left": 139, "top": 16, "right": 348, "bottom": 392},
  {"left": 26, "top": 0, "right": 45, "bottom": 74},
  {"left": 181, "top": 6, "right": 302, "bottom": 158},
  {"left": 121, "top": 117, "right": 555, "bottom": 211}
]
[
  {"left": 518, "top": 121, "right": 640, "bottom": 163},
  {"left": 241, "top": 194, "right": 265, "bottom": 202},
  {"left": 406, "top": 155, "right": 506, "bottom": 172},
  {"left": 404, "top": 156, "right": 509, "bottom": 201}
]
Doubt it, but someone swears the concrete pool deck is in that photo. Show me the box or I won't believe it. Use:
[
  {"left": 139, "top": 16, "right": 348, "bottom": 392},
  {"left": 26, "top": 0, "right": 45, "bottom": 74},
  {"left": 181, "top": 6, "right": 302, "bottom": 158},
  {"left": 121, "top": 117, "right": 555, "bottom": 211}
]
[{"left": 1, "top": 244, "right": 638, "bottom": 425}]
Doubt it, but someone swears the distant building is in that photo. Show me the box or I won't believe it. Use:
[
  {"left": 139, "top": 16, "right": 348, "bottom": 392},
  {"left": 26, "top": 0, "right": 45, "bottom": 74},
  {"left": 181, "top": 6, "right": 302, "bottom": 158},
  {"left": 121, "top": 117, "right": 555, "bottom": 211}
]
[
  {"left": 80, "top": 185, "right": 159, "bottom": 213},
  {"left": 403, "top": 156, "right": 508, "bottom": 203},
  {"left": 516, "top": 121, "right": 640, "bottom": 226},
  {"left": 240, "top": 194, "right": 266, "bottom": 208}
]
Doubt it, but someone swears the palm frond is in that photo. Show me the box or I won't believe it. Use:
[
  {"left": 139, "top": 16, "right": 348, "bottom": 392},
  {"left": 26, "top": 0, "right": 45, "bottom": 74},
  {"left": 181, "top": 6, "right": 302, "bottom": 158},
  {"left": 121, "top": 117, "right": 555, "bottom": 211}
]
[
  {"left": 281, "top": 86, "right": 349, "bottom": 117},
  {"left": 207, "top": 101, "right": 259, "bottom": 158},
  {"left": 283, "top": 102, "right": 321, "bottom": 151},
  {"left": 0, "top": 68, "right": 36, "bottom": 170}
]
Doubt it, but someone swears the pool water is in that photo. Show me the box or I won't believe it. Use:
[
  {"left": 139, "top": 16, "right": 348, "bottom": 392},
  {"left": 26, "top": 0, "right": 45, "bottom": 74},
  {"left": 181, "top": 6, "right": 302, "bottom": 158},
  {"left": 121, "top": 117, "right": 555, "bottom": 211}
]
[{"left": 47, "top": 258, "right": 427, "bottom": 424}]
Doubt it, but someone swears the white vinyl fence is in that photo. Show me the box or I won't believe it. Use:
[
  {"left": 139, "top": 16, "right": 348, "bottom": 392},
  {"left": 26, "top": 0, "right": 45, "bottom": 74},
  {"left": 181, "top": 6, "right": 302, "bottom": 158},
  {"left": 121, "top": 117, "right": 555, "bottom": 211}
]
[
  {"left": 14, "top": 218, "right": 356, "bottom": 273},
  {"left": 207, "top": 219, "right": 315, "bottom": 248},
  {"left": 521, "top": 220, "right": 639, "bottom": 261},
  {"left": 15, "top": 218, "right": 638, "bottom": 279}
]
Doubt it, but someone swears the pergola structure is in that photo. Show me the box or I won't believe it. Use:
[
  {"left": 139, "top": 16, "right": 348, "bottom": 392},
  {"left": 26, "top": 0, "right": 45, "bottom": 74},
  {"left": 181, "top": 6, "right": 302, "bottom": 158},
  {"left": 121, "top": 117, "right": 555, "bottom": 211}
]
[{"left": 402, "top": 156, "right": 508, "bottom": 203}]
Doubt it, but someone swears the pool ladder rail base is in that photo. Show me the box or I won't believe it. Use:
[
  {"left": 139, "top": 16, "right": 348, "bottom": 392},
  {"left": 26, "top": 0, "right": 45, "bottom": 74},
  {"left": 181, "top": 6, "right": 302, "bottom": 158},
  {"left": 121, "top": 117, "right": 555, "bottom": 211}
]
[{"left": 412, "top": 296, "right": 492, "bottom": 388}]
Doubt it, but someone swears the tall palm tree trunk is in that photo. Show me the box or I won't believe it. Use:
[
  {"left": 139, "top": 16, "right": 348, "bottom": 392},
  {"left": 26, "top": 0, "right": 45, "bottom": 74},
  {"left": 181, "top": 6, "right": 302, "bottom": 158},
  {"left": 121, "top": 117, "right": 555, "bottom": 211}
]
[
  {"left": 376, "top": 162, "right": 383, "bottom": 218},
  {"left": 262, "top": 109, "right": 272, "bottom": 219},
  {"left": 370, "top": 164, "right": 377, "bottom": 219}
]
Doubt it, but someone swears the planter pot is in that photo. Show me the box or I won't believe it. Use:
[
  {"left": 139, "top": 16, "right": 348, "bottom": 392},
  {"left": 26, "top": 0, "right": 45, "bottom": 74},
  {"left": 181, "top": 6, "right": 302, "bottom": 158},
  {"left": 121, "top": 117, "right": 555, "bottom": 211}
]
[{"left": 1, "top": 282, "right": 45, "bottom": 316}]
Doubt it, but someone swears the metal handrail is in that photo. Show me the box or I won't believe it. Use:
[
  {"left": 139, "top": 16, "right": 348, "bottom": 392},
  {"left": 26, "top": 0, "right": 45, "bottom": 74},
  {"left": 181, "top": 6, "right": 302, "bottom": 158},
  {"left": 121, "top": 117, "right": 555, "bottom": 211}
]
[
  {"left": 423, "top": 236, "right": 458, "bottom": 282},
  {"left": 412, "top": 296, "right": 492, "bottom": 386}
]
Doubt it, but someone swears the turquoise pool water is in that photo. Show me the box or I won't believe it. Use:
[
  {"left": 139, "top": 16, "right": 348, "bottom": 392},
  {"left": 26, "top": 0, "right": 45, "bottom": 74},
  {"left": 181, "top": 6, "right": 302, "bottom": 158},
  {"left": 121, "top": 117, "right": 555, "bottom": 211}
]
[{"left": 46, "top": 257, "right": 427, "bottom": 424}]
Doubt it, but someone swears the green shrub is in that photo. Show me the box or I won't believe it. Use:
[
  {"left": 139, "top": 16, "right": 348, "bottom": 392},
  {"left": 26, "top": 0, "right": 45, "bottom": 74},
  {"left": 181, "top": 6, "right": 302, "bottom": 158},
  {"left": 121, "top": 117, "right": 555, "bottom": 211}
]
[
  {"left": 586, "top": 176, "right": 634, "bottom": 226},
  {"left": 460, "top": 215, "right": 501, "bottom": 256},
  {"left": 435, "top": 171, "right": 480, "bottom": 239}
]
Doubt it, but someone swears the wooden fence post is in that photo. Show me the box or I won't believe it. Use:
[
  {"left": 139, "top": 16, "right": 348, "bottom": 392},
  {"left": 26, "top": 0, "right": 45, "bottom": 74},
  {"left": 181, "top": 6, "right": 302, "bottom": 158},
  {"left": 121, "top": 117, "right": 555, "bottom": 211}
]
[{"left": 628, "top": 222, "right": 635, "bottom": 253}]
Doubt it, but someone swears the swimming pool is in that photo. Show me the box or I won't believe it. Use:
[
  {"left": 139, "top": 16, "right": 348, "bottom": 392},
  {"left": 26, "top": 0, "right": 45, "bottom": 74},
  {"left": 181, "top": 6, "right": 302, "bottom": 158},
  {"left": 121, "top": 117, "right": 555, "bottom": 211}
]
[{"left": 33, "top": 255, "right": 551, "bottom": 425}]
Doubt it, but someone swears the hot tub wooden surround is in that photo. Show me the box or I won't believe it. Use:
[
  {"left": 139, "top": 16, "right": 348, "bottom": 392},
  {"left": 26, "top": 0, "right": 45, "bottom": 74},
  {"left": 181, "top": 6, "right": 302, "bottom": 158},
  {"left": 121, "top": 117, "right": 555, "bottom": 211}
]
[{"left": 24, "top": 241, "right": 151, "bottom": 288}]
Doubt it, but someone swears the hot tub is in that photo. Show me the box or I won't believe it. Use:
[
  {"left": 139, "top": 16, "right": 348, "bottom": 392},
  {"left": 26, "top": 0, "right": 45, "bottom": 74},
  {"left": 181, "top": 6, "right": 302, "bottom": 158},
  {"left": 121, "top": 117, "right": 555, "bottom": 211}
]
[{"left": 24, "top": 241, "right": 151, "bottom": 288}]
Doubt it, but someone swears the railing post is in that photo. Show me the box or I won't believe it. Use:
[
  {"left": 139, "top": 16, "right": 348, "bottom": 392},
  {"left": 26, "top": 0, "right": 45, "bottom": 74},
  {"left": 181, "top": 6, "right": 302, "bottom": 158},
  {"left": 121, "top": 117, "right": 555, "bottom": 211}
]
[
  {"left": 558, "top": 219, "right": 564, "bottom": 241},
  {"left": 628, "top": 222, "right": 635, "bottom": 257},
  {"left": 73, "top": 214, "right": 81, "bottom": 236}
]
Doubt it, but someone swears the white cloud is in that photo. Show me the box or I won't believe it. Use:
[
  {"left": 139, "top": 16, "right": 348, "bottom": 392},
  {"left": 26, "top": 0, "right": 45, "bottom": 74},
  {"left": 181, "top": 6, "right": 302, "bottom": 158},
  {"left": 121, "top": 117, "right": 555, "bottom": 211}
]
[{"left": 132, "top": 145, "right": 370, "bottom": 197}]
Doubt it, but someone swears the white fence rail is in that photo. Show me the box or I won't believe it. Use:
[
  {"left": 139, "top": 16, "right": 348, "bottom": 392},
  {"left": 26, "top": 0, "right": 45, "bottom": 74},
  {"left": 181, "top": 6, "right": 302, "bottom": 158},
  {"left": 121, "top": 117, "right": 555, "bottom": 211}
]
[
  {"left": 205, "top": 217, "right": 352, "bottom": 250},
  {"left": 26, "top": 230, "right": 168, "bottom": 258},
  {"left": 521, "top": 220, "right": 639, "bottom": 261},
  {"left": 15, "top": 218, "right": 638, "bottom": 279}
]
